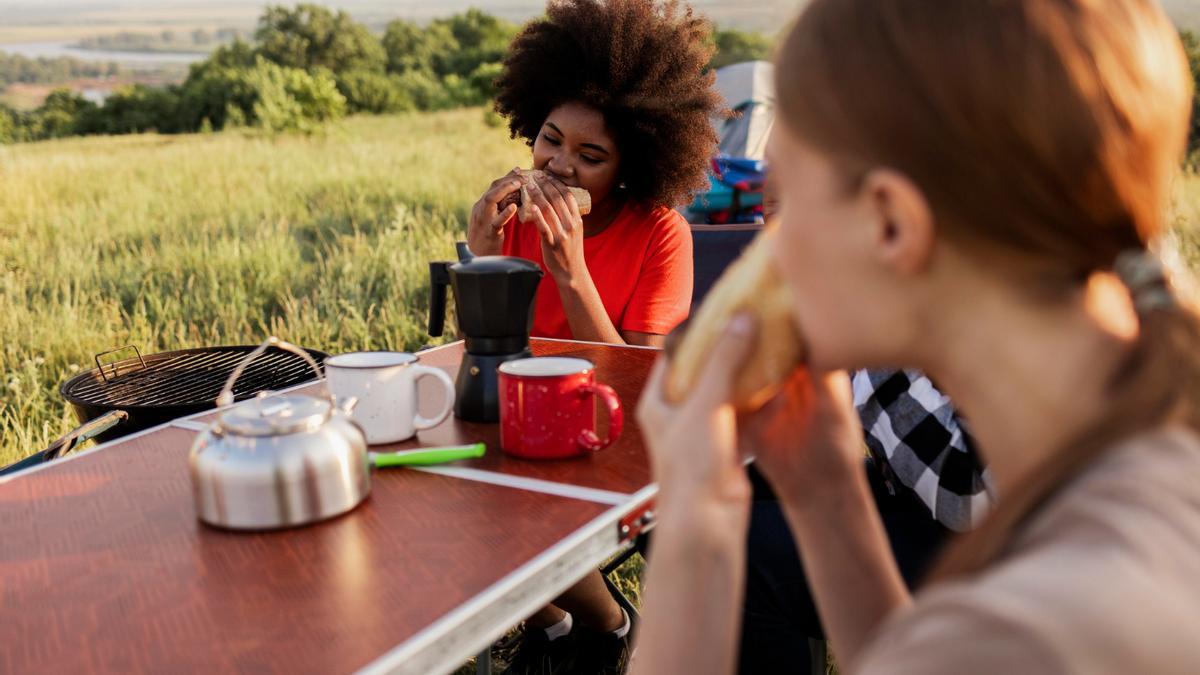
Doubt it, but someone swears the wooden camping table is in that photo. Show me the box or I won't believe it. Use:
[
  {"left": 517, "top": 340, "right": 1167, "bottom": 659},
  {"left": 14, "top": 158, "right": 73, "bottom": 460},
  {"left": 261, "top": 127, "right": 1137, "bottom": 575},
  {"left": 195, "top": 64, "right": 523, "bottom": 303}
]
[{"left": 0, "top": 339, "right": 660, "bottom": 675}]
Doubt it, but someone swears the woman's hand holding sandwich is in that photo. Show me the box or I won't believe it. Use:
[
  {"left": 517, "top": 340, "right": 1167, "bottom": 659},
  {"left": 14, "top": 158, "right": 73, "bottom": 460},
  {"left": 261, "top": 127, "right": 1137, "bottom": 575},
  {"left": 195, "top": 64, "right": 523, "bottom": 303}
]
[
  {"left": 523, "top": 174, "right": 588, "bottom": 285},
  {"left": 467, "top": 167, "right": 523, "bottom": 256}
]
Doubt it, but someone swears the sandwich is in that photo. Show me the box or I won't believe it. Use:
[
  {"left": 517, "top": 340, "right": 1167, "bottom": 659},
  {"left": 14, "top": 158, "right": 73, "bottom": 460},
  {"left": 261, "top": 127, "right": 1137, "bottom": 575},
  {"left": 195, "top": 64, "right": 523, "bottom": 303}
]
[
  {"left": 665, "top": 224, "right": 805, "bottom": 411},
  {"left": 500, "top": 169, "right": 593, "bottom": 221}
]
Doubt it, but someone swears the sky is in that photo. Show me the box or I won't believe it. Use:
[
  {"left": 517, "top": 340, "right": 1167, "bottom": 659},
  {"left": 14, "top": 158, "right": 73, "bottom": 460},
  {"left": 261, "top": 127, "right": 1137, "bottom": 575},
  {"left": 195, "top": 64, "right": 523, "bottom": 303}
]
[{"left": 0, "top": 1, "right": 797, "bottom": 36}]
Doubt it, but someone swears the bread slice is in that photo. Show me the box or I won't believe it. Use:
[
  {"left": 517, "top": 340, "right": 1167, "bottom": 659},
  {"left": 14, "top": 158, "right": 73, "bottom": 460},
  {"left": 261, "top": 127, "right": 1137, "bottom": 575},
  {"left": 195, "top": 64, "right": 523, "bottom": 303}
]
[
  {"left": 665, "top": 225, "right": 805, "bottom": 410},
  {"left": 499, "top": 169, "right": 593, "bottom": 220}
]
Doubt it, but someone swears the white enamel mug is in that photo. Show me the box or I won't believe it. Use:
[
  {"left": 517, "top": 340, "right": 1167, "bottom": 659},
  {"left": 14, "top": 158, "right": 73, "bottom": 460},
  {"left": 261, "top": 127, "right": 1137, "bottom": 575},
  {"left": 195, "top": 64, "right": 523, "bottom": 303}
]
[{"left": 324, "top": 352, "right": 455, "bottom": 444}]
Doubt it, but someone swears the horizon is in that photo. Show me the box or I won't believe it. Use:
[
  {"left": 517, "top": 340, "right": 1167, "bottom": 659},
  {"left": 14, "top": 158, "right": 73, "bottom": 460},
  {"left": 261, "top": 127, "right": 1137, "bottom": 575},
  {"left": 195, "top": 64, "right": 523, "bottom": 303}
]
[{"left": 0, "top": 0, "right": 799, "bottom": 37}]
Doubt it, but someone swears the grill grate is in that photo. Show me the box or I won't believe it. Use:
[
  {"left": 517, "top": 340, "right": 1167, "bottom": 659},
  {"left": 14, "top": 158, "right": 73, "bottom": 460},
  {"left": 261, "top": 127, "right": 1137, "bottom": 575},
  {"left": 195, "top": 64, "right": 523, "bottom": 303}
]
[{"left": 62, "top": 347, "right": 327, "bottom": 408}]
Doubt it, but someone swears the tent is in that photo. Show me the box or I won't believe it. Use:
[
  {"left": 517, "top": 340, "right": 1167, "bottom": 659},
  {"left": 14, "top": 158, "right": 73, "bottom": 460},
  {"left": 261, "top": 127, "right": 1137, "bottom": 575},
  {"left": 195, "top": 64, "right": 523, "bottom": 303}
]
[
  {"left": 714, "top": 60, "right": 775, "bottom": 160},
  {"left": 685, "top": 61, "right": 776, "bottom": 307},
  {"left": 686, "top": 60, "right": 775, "bottom": 224}
]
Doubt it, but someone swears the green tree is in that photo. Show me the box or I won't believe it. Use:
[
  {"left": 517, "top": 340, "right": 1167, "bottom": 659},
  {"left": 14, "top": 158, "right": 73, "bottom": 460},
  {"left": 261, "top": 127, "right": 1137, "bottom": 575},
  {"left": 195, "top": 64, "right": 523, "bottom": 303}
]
[
  {"left": 246, "top": 59, "right": 345, "bottom": 134},
  {"left": 31, "top": 89, "right": 97, "bottom": 139},
  {"left": 1182, "top": 31, "right": 1200, "bottom": 164},
  {"left": 0, "top": 103, "right": 16, "bottom": 143},
  {"left": 432, "top": 9, "right": 518, "bottom": 79},
  {"left": 92, "top": 85, "right": 181, "bottom": 134},
  {"left": 380, "top": 11, "right": 516, "bottom": 109},
  {"left": 392, "top": 69, "right": 455, "bottom": 111},
  {"left": 254, "top": 4, "right": 386, "bottom": 73},
  {"left": 708, "top": 28, "right": 772, "bottom": 70},
  {"left": 466, "top": 61, "right": 505, "bottom": 103},
  {"left": 177, "top": 60, "right": 259, "bottom": 131},
  {"left": 207, "top": 38, "right": 259, "bottom": 68},
  {"left": 177, "top": 57, "right": 345, "bottom": 133},
  {"left": 381, "top": 19, "right": 458, "bottom": 76},
  {"left": 335, "top": 69, "right": 413, "bottom": 113}
]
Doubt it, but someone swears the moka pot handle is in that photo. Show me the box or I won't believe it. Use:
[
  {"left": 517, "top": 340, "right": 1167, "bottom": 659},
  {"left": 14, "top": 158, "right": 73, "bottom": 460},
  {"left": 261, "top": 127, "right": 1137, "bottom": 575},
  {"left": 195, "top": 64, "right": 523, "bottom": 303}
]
[{"left": 428, "top": 261, "right": 451, "bottom": 338}]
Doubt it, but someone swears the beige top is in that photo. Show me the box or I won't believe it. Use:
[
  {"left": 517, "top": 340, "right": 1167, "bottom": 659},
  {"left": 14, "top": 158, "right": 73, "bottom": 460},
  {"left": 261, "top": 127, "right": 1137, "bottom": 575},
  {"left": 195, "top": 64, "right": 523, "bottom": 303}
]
[{"left": 855, "top": 426, "right": 1200, "bottom": 674}]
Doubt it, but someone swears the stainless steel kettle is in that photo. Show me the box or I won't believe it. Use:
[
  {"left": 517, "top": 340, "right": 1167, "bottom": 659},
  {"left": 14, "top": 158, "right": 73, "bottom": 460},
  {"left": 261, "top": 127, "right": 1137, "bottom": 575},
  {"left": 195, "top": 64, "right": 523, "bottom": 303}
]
[{"left": 188, "top": 337, "right": 369, "bottom": 530}]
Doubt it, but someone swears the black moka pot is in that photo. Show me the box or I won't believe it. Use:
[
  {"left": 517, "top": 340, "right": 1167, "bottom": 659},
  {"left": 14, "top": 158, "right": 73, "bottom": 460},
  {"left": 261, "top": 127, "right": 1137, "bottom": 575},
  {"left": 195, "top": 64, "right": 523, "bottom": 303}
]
[{"left": 428, "top": 243, "right": 543, "bottom": 423}]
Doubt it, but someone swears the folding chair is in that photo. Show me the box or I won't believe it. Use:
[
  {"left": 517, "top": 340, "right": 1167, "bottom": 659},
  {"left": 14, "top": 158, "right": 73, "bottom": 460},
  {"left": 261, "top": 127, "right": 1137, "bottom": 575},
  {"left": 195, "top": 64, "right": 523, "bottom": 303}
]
[{"left": 689, "top": 222, "right": 763, "bottom": 312}]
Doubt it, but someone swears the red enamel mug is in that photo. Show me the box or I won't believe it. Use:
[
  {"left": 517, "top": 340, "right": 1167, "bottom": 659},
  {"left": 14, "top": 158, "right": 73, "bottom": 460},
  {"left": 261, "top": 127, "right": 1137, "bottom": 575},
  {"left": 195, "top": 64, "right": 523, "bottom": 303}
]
[{"left": 498, "top": 357, "right": 624, "bottom": 459}]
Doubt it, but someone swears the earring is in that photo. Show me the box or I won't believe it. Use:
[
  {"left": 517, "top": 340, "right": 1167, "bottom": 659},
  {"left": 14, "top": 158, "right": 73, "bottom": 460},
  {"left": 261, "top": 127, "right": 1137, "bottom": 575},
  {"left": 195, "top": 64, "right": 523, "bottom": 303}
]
[{"left": 618, "top": 182, "right": 627, "bottom": 190}]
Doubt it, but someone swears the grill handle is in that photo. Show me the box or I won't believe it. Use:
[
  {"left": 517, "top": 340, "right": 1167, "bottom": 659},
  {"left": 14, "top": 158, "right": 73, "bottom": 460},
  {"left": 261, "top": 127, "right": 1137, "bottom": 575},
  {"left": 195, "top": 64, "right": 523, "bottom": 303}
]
[
  {"left": 216, "top": 337, "right": 325, "bottom": 408},
  {"left": 43, "top": 410, "right": 129, "bottom": 461},
  {"left": 95, "top": 345, "right": 147, "bottom": 383}
]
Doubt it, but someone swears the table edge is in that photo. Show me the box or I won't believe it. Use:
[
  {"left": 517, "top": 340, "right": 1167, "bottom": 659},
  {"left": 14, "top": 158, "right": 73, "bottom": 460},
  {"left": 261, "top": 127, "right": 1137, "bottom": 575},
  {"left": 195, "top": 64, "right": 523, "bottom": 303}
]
[
  {"left": 355, "top": 483, "right": 658, "bottom": 675},
  {"left": 414, "top": 465, "right": 631, "bottom": 505}
]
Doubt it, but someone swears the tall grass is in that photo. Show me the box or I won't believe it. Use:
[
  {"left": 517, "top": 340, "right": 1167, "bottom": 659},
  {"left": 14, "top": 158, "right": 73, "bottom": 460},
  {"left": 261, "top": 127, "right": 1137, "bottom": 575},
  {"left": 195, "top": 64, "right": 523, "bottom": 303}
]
[
  {"left": 1171, "top": 171, "right": 1200, "bottom": 275},
  {"left": 1, "top": 110, "right": 528, "bottom": 464},
  {"left": 3, "top": 113, "right": 1200, "bottom": 466}
]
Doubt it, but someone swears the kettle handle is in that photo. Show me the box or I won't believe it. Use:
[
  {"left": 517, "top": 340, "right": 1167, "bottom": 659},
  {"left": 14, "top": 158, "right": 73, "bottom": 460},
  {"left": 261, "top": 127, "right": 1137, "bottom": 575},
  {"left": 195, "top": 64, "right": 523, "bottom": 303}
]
[
  {"left": 216, "top": 337, "right": 325, "bottom": 408},
  {"left": 428, "top": 261, "right": 451, "bottom": 338}
]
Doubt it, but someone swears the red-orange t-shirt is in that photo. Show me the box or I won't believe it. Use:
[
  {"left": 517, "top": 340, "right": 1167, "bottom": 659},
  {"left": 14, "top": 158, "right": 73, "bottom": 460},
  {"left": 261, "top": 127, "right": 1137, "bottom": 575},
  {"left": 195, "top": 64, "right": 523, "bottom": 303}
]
[{"left": 501, "top": 203, "right": 693, "bottom": 339}]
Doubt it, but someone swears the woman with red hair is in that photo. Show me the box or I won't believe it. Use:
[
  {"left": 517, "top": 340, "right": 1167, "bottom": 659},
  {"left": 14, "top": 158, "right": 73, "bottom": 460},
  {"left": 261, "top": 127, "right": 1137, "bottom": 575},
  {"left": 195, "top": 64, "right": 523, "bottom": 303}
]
[{"left": 635, "top": 0, "right": 1200, "bottom": 672}]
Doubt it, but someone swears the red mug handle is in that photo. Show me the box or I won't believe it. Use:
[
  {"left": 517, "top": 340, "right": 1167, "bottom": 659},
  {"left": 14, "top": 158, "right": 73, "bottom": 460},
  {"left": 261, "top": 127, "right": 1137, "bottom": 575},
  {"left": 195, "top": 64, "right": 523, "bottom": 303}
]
[{"left": 577, "top": 383, "right": 623, "bottom": 452}]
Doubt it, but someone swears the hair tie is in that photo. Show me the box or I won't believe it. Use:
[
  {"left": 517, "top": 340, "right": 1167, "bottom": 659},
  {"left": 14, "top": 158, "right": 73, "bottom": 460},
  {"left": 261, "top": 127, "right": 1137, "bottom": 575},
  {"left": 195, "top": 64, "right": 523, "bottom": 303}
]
[{"left": 1113, "top": 248, "right": 1175, "bottom": 312}]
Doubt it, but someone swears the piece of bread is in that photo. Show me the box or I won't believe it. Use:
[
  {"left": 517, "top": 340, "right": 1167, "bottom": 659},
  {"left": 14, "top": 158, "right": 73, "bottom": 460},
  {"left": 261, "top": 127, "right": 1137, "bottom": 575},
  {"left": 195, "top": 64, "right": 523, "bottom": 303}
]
[
  {"left": 665, "top": 225, "right": 805, "bottom": 410},
  {"left": 499, "top": 169, "right": 593, "bottom": 219}
]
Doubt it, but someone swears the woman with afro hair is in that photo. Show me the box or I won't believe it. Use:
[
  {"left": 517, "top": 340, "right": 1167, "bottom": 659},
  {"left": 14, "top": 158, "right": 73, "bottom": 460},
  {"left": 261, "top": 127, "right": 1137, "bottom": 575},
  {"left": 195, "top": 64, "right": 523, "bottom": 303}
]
[
  {"left": 468, "top": 0, "right": 723, "bottom": 351},
  {"left": 469, "top": 0, "right": 724, "bottom": 672}
]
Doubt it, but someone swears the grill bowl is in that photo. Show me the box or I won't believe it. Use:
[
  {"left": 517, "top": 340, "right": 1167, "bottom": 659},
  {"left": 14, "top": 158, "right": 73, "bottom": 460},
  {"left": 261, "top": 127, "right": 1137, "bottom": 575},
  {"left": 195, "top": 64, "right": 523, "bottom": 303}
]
[{"left": 61, "top": 345, "right": 329, "bottom": 442}]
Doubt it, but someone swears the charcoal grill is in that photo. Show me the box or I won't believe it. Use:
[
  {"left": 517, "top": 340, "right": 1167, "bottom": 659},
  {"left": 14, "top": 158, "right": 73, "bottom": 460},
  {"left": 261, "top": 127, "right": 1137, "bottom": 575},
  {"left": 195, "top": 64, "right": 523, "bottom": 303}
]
[{"left": 61, "top": 345, "right": 329, "bottom": 442}]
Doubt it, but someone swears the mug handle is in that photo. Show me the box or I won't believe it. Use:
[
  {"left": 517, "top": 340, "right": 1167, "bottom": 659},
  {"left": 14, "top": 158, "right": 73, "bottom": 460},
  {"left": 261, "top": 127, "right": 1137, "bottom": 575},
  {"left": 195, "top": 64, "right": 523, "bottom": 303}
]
[
  {"left": 577, "top": 383, "right": 624, "bottom": 452},
  {"left": 412, "top": 365, "right": 456, "bottom": 431}
]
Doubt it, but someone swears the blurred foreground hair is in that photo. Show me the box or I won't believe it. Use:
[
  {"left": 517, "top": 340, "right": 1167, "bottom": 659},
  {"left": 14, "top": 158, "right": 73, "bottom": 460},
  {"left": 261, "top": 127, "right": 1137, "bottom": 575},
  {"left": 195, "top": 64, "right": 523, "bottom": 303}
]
[{"left": 776, "top": 0, "right": 1198, "bottom": 576}]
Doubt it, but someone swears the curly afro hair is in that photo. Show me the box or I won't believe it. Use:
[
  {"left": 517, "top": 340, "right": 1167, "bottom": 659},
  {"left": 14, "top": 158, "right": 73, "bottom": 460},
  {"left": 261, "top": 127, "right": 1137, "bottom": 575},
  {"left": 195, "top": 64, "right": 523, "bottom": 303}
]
[{"left": 493, "top": 0, "right": 726, "bottom": 208}]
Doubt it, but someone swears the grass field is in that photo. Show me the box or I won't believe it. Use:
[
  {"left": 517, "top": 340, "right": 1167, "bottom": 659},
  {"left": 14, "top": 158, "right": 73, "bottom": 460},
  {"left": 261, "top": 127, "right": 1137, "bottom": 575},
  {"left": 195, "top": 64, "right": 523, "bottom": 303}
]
[
  {"left": 3, "top": 111, "right": 1199, "bottom": 464},
  {"left": 0, "top": 109, "right": 530, "bottom": 465}
]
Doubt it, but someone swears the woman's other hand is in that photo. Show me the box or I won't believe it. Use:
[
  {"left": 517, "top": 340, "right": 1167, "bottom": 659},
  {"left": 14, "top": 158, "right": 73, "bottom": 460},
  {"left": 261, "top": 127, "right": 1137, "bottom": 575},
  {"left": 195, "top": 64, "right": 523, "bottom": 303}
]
[
  {"left": 633, "top": 314, "right": 761, "bottom": 675},
  {"left": 740, "top": 369, "right": 866, "bottom": 511},
  {"left": 467, "top": 167, "right": 522, "bottom": 256},
  {"left": 526, "top": 174, "right": 588, "bottom": 285},
  {"left": 638, "top": 314, "right": 757, "bottom": 523}
]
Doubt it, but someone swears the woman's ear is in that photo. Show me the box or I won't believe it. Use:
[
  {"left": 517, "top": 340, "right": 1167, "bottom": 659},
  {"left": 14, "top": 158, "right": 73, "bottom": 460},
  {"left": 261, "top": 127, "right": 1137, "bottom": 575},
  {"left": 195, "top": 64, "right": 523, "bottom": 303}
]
[{"left": 861, "top": 168, "right": 935, "bottom": 276}]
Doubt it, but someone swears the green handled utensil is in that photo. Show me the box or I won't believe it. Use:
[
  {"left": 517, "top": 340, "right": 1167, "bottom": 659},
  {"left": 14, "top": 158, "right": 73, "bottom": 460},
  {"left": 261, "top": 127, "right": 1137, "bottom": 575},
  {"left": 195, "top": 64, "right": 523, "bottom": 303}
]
[{"left": 369, "top": 443, "right": 486, "bottom": 468}]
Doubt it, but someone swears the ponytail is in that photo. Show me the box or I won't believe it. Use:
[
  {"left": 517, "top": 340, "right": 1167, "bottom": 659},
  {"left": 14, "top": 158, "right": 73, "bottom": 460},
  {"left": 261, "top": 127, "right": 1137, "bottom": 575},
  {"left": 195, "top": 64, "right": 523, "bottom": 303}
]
[{"left": 933, "top": 251, "right": 1200, "bottom": 577}]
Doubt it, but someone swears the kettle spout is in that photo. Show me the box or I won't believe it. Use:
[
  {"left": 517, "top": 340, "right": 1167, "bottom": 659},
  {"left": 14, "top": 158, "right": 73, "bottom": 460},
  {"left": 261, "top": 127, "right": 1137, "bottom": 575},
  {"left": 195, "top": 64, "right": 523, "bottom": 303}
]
[{"left": 336, "top": 396, "right": 359, "bottom": 415}]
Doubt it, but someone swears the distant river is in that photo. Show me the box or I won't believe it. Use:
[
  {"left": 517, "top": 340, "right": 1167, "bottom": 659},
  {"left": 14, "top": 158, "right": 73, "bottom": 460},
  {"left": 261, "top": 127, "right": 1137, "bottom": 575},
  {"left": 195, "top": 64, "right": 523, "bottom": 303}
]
[{"left": 0, "top": 41, "right": 205, "bottom": 68}]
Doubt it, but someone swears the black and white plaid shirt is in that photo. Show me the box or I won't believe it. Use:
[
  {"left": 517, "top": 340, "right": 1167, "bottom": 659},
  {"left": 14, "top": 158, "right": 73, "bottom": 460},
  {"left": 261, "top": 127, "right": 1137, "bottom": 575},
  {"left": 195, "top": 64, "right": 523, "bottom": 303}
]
[{"left": 853, "top": 369, "right": 992, "bottom": 533}]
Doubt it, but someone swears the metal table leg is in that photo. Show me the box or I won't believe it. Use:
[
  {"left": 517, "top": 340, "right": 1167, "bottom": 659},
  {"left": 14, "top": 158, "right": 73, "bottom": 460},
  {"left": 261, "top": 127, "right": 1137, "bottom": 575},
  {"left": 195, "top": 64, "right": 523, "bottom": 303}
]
[{"left": 476, "top": 647, "right": 492, "bottom": 675}]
